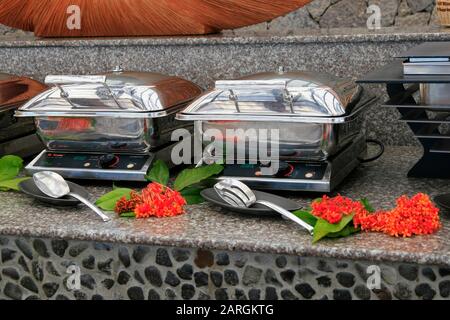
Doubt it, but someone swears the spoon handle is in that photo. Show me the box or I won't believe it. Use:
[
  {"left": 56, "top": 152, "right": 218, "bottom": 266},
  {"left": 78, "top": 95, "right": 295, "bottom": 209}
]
[
  {"left": 68, "top": 192, "right": 111, "bottom": 222},
  {"left": 256, "top": 200, "right": 314, "bottom": 235}
]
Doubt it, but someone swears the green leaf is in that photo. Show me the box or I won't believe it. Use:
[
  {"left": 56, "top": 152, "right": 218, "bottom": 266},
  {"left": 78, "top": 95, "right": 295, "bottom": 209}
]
[
  {"left": 95, "top": 188, "right": 133, "bottom": 211},
  {"left": 174, "top": 164, "right": 223, "bottom": 191},
  {"left": 181, "top": 186, "right": 205, "bottom": 205},
  {"left": 0, "top": 155, "right": 24, "bottom": 181},
  {"left": 360, "top": 198, "right": 375, "bottom": 213},
  {"left": 146, "top": 159, "right": 170, "bottom": 186},
  {"left": 119, "top": 212, "right": 136, "bottom": 218},
  {"left": 326, "top": 225, "right": 360, "bottom": 239},
  {"left": 292, "top": 210, "right": 318, "bottom": 227},
  {"left": 0, "top": 177, "right": 30, "bottom": 191},
  {"left": 312, "top": 213, "right": 355, "bottom": 243}
]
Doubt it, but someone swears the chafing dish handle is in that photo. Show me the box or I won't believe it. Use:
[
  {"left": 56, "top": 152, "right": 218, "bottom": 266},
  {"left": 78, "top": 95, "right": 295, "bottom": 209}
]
[
  {"left": 44, "top": 75, "right": 125, "bottom": 110},
  {"left": 214, "top": 80, "right": 297, "bottom": 114},
  {"left": 215, "top": 79, "right": 287, "bottom": 91},
  {"left": 45, "top": 75, "right": 107, "bottom": 85}
]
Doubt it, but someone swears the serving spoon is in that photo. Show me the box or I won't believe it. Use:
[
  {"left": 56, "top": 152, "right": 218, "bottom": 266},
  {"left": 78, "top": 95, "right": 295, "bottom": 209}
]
[
  {"left": 33, "top": 171, "right": 111, "bottom": 222},
  {"left": 214, "top": 179, "right": 314, "bottom": 235}
]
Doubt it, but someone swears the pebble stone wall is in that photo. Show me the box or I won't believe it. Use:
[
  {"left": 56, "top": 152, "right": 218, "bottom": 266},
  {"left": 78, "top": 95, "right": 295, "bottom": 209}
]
[{"left": 1, "top": 236, "right": 449, "bottom": 300}]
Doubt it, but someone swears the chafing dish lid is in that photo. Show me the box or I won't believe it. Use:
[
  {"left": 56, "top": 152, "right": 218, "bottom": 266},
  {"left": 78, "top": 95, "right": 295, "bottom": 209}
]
[
  {"left": 0, "top": 73, "right": 47, "bottom": 110},
  {"left": 16, "top": 69, "right": 202, "bottom": 117},
  {"left": 177, "top": 70, "right": 363, "bottom": 121}
]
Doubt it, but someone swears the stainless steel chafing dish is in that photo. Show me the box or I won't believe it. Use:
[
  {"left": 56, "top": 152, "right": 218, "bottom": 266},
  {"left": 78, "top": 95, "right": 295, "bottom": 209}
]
[
  {"left": 0, "top": 73, "right": 47, "bottom": 156},
  {"left": 177, "top": 69, "right": 376, "bottom": 161},
  {"left": 15, "top": 68, "right": 202, "bottom": 154}
]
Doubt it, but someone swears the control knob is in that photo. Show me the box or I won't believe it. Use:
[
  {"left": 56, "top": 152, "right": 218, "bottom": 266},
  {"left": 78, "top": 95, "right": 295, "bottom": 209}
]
[{"left": 99, "top": 154, "right": 119, "bottom": 169}]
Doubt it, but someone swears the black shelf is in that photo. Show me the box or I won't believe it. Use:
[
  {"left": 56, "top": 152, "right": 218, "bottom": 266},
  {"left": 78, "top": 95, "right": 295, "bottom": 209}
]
[
  {"left": 358, "top": 61, "right": 450, "bottom": 84},
  {"left": 430, "top": 140, "right": 450, "bottom": 154},
  {"left": 358, "top": 60, "right": 450, "bottom": 179}
]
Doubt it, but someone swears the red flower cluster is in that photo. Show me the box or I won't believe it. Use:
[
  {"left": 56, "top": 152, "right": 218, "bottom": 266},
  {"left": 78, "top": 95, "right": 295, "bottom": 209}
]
[
  {"left": 310, "top": 193, "right": 440, "bottom": 238},
  {"left": 115, "top": 191, "right": 142, "bottom": 214},
  {"left": 354, "top": 193, "right": 440, "bottom": 237},
  {"left": 115, "top": 183, "right": 186, "bottom": 219},
  {"left": 311, "top": 195, "right": 367, "bottom": 224}
]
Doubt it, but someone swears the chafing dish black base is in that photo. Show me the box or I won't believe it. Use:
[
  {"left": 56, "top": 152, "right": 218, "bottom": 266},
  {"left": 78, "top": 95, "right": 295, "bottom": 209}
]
[
  {"left": 25, "top": 143, "right": 176, "bottom": 182},
  {"left": 216, "top": 135, "right": 367, "bottom": 192}
]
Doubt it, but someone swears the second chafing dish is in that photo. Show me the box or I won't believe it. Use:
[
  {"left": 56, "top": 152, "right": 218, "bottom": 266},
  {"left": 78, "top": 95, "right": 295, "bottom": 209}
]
[
  {"left": 177, "top": 69, "right": 377, "bottom": 161},
  {"left": 15, "top": 68, "right": 203, "bottom": 154}
]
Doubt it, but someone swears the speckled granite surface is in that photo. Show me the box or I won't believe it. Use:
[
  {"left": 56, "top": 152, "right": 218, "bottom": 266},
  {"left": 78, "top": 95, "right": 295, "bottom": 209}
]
[
  {"left": 0, "top": 147, "right": 449, "bottom": 266},
  {"left": 1, "top": 27, "right": 450, "bottom": 145},
  {"left": 0, "top": 26, "right": 449, "bottom": 46}
]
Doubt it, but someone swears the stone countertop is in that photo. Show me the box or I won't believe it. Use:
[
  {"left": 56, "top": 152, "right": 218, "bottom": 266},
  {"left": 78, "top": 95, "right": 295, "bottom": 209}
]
[
  {"left": 1, "top": 26, "right": 450, "bottom": 47},
  {"left": 0, "top": 147, "right": 449, "bottom": 267}
]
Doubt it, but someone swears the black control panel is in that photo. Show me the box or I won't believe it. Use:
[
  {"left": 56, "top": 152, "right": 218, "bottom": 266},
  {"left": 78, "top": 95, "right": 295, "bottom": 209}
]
[
  {"left": 222, "top": 162, "right": 327, "bottom": 180},
  {"left": 35, "top": 152, "right": 150, "bottom": 171}
]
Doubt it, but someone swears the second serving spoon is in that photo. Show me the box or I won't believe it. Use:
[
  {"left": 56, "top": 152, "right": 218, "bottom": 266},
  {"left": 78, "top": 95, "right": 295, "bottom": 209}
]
[{"left": 214, "top": 179, "right": 314, "bottom": 235}]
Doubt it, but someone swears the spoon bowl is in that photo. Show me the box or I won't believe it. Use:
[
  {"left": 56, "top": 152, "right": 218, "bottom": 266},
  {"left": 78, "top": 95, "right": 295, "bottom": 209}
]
[
  {"left": 33, "top": 171, "right": 111, "bottom": 222},
  {"left": 214, "top": 179, "right": 314, "bottom": 235},
  {"left": 33, "top": 171, "right": 71, "bottom": 198}
]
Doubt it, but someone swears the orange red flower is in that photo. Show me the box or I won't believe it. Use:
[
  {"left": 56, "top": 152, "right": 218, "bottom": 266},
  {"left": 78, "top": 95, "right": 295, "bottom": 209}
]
[
  {"left": 354, "top": 193, "right": 440, "bottom": 237},
  {"left": 114, "top": 183, "right": 186, "bottom": 219},
  {"left": 115, "top": 191, "right": 142, "bottom": 215},
  {"left": 311, "top": 193, "right": 440, "bottom": 238},
  {"left": 311, "top": 194, "right": 368, "bottom": 224}
]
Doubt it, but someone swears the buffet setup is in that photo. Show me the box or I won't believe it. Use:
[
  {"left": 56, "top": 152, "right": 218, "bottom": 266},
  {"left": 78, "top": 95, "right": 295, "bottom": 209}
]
[
  {"left": 0, "top": 0, "right": 450, "bottom": 301},
  {"left": 0, "top": 39, "right": 449, "bottom": 300},
  {"left": 0, "top": 66, "right": 386, "bottom": 212},
  {"left": 0, "top": 44, "right": 448, "bottom": 229},
  {"left": 0, "top": 0, "right": 446, "bottom": 243}
]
